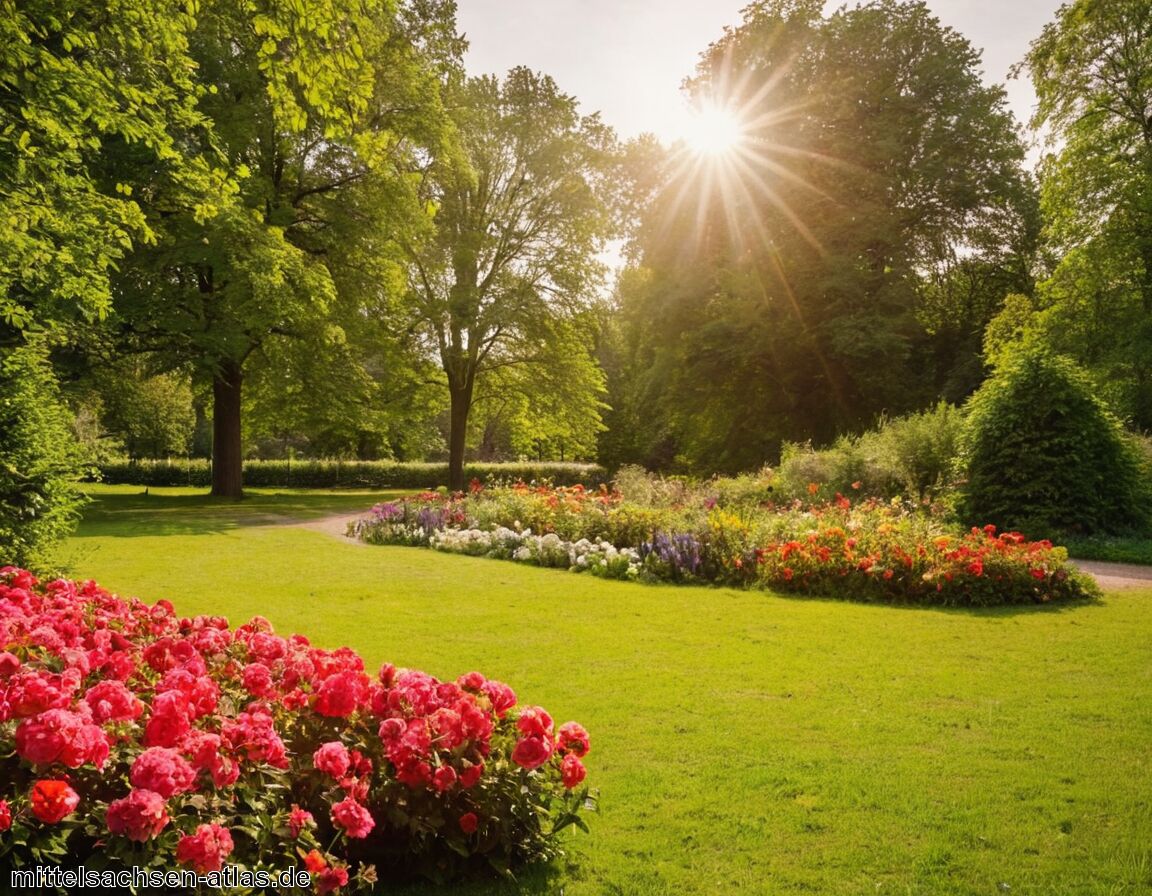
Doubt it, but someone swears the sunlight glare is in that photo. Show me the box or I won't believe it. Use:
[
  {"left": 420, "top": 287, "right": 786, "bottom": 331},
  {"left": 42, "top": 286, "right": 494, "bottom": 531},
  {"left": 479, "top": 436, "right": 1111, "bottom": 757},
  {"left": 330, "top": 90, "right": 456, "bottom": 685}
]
[{"left": 683, "top": 105, "right": 745, "bottom": 157}]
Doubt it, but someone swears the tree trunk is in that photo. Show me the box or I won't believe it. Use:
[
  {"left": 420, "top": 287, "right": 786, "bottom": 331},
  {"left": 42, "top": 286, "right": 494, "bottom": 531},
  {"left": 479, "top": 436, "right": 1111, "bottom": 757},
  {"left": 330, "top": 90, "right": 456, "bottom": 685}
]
[
  {"left": 447, "top": 378, "right": 473, "bottom": 492},
  {"left": 211, "top": 359, "right": 244, "bottom": 498}
]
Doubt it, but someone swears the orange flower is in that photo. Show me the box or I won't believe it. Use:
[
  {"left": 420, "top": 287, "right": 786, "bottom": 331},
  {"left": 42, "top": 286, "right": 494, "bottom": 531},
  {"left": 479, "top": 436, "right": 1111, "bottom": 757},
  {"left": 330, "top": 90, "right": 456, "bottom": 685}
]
[{"left": 30, "top": 779, "right": 79, "bottom": 824}]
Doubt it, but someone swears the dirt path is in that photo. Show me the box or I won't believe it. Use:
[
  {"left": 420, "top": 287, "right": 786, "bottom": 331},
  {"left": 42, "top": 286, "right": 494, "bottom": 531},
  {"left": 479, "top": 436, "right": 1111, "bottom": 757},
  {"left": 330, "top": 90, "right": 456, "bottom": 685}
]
[{"left": 292, "top": 513, "right": 369, "bottom": 545}]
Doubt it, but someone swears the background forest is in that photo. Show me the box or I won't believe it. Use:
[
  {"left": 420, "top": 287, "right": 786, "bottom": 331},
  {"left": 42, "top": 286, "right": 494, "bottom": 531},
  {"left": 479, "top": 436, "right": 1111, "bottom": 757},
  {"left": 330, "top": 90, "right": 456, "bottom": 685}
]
[{"left": 3, "top": 0, "right": 1151, "bottom": 545}]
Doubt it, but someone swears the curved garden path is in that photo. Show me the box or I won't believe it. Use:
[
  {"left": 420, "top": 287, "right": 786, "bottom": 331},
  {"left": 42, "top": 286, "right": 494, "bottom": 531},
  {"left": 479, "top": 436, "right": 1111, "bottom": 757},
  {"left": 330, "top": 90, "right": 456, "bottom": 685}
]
[{"left": 290, "top": 513, "right": 1152, "bottom": 589}]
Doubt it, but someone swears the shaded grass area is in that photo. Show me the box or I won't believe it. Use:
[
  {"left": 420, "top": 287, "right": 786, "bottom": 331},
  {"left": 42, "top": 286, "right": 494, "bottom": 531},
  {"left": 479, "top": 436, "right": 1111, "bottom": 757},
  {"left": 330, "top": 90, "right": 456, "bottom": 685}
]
[{"left": 51, "top": 489, "right": 1152, "bottom": 896}]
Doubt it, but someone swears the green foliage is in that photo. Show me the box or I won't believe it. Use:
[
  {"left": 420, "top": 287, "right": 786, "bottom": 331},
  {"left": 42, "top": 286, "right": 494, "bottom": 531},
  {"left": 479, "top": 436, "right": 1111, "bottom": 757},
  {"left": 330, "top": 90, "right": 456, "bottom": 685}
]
[
  {"left": 88, "top": 363, "right": 196, "bottom": 459},
  {"left": 773, "top": 403, "right": 965, "bottom": 502},
  {"left": 0, "top": 341, "right": 86, "bottom": 567},
  {"left": 1022, "top": 0, "right": 1152, "bottom": 428},
  {"left": 92, "top": 459, "right": 607, "bottom": 490},
  {"left": 610, "top": 0, "right": 1036, "bottom": 472},
  {"left": 960, "top": 347, "right": 1148, "bottom": 537},
  {"left": 404, "top": 67, "right": 619, "bottom": 488}
]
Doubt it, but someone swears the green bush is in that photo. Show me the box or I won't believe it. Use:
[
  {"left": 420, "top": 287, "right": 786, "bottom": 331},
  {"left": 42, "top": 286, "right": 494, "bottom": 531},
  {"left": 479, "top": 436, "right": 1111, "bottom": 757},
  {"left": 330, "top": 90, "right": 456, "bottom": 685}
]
[
  {"left": 772, "top": 403, "right": 965, "bottom": 502},
  {"left": 92, "top": 458, "right": 607, "bottom": 490},
  {"left": 0, "top": 341, "right": 87, "bottom": 568},
  {"left": 959, "top": 347, "right": 1148, "bottom": 537}
]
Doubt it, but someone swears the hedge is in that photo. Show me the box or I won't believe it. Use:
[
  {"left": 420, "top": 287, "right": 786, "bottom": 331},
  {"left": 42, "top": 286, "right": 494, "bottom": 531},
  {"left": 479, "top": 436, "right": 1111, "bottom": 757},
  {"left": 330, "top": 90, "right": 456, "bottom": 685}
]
[{"left": 90, "top": 459, "right": 608, "bottom": 490}]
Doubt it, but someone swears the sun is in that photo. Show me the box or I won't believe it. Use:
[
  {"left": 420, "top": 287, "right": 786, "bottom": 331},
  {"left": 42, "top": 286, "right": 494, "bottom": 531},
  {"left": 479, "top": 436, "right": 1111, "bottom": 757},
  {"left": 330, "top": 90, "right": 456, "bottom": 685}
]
[{"left": 682, "top": 104, "right": 746, "bottom": 157}]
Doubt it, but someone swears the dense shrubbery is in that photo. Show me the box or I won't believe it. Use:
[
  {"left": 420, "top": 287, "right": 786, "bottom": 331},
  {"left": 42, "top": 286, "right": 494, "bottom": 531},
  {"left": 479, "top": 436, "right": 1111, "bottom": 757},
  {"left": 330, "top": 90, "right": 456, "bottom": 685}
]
[
  {"left": 960, "top": 348, "right": 1150, "bottom": 537},
  {"left": 352, "top": 480, "right": 1098, "bottom": 606},
  {"left": 93, "top": 459, "right": 607, "bottom": 490},
  {"left": 0, "top": 568, "right": 594, "bottom": 888},
  {"left": 0, "top": 342, "right": 87, "bottom": 569}
]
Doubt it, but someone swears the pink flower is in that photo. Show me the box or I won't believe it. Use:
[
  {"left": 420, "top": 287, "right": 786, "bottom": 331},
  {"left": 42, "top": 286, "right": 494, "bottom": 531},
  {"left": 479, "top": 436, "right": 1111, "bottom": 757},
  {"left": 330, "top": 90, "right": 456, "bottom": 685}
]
[
  {"left": 456, "top": 671, "right": 485, "bottom": 691},
  {"left": 313, "top": 741, "right": 352, "bottom": 778},
  {"left": 288, "top": 804, "right": 314, "bottom": 838},
  {"left": 176, "top": 823, "right": 234, "bottom": 873},
  {"left": 459, "top": 812, "right": 479, "bottom": 834},
  {"left": 482, "top": 680, "right": 516, "bottom": 717},
  {"left": 331, "top": 798, "right": 375, "bottom": 839},
  {"left": 313, "top": 671, "right": 369, "bottom": 717},
  {"left": 0, "top": 799, "right": 11, "bottom": 832},
  {"left": 511, "top": 735, "right": 553, "bottom": 770},
  {"left": 317, "top": 866, "right": 349, "bottom": 895},
  {"left": 30, "top": 779, "right": 80, "bottom": 824},
  {"left": 15, "top": 708, "right": 109, "bottom": 769},
  {"left": 560, "top": 752, "right": 587, "bottom": 789},
  {"left": 130, "top": 747, "right": 197, "bottom": 798},
  {"left": 459, "top": 761, "right": 484, "bottom": 789},
  {"left": 143, "top": 691, "right": 192, "bottom": 747},
  {"left": 106, "top": 789, "right": 169, "bottom": 842},
  {"left": 516, "top": 706, "right": 553, "bottom": 738},
  {"left": 83, "top": 680, "right": 144, "bottom": 724},
  {"left": 557, "top": 721, "right": 590, "bottom": 757},
  {"left": 241, "top": 662, "right": 275, "bottom": 698}
]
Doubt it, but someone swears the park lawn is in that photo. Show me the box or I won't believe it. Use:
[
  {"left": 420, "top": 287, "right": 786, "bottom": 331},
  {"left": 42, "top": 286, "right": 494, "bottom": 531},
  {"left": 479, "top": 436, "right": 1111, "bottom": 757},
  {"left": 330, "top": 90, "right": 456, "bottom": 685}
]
[{"left": 50, "top": 488, "right": 1152, "bottom": 896}]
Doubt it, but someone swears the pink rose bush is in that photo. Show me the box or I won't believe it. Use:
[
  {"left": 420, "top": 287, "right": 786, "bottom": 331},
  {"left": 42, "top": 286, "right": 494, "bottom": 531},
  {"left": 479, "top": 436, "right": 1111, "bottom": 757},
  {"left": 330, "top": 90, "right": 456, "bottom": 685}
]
[{"left": 0, "top": 568, "right": 594, "bottom": 888}]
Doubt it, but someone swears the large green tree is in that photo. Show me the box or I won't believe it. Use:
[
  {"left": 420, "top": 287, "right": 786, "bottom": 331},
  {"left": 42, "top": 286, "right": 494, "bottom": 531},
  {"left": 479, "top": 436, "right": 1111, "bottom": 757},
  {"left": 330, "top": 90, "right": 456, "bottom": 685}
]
[
  {"left": 106, "top": 0, "right": 457, "bottom": 495},
  {"left": 402, "top": 67, "right": 617, "bottom": 490},
  {"left": 612, "top": 0, "right": 1036, "bottom": 472},
  {"left": 0, "top": 0, "right": 228, "bottom": 334},
  {"left": 1022, "top": 0, "right": 1152, "bottom": 428}
]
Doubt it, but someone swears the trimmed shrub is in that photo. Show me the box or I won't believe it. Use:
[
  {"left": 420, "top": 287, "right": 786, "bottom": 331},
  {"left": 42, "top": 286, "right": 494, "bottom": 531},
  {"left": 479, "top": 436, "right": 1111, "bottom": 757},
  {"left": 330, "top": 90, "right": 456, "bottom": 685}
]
[
  {"left": 0, "top": 568, "right": 595, "bottom": 886},
  {"left": 92, "top": 459, "right": 608, "bottom": 490},
  {"left": 960, "top": 347, "right": 1148, "bottom": 537},
  {"left": 0, "top": 341, "right": 86, "bottom": 568}
]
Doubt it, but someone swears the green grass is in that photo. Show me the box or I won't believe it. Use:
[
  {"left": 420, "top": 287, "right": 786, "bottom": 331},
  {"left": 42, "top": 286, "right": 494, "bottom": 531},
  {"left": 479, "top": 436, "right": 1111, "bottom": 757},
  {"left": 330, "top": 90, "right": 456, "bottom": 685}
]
[
  {"left": 1064, "top": 533, "right": 1152, "bottom": 566},
  {"left": 50, "top": 488, "right": 1152, "bottom": 896}
]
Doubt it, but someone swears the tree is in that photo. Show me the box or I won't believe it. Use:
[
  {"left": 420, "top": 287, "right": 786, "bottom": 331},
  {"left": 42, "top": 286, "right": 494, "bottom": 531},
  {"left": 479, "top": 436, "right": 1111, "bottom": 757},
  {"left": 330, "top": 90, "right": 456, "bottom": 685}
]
[
  {"left": 0, "top": 0, "right": 228, "bottom": 334},
  {"left": 1021, "top": 0, "right": 1152, "bottom": 428},
  {"left": 612, "top": 0, "right": 1036, "bottom": 472},
  {"left": 106, "top": 0, "right": 458, "bottom": 496},
  {"left": 403, "top": 68, "right": 618, "bottom": 490}
]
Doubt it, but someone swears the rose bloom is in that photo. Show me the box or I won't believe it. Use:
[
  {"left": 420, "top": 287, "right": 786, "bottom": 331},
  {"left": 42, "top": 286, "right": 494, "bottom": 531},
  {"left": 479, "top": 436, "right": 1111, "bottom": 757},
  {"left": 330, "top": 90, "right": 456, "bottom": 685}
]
[
  {"left": 560, "top": 752, "right": 587, "bottom": 789},
  {"left": 317, "top": 866, "right": 350, "bottom": 895},
  {"left": 516, "top": 706, "right": 554, "bottom": 738},
  {"left": 304, "top": 849, "right": 328, "bottom": 874},
  {"left": 30, "top": 779, "right": 80, "bottom": 824},
  {"left": 313, "top": 741, "right": 352, "bottom": 779},
  {"left": 331, "top": 798, "right": 375, "bottom": 839},
  {"left": 176, "top": 823, "right": 234, "bottom": 874},
  {"left": 106, "top": 789, "right": 170, "bottom": 842},
  {"left": 432, "top": 765, "right": 457, "bottom": 793},
  {"left": 83, "top": 680, "right": 144, "bottom": 724},
  {"left": 556, "top": 721, "right": 590, "bottom": 757},
  {"left": 313, "top": 670, "right": 368, "bottom": 718},
  {"left": 0, "top": 799, "right": 11, "bottom": 832},
  {"left": 458, "top": 812, "right": 479, "bottom": 835},
  {"left": 511, "top": 735, "right": 553, "bottom": 770},
  {"left": 481, "top": 680, "right": 516, "bottom": 717},
  {"left": 288, "top": 804, "right": 314, "bottom": 838},
  {"left": 130, "top": 747, "right": 197, "bottom": 798},
  {"left": 459, "top": 761, "right": 484, "bottom": 789}
]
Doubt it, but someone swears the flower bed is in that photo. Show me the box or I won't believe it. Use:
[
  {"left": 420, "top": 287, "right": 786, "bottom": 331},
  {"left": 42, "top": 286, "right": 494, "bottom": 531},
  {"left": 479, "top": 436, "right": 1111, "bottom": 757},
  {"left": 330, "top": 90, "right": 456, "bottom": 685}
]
[
  {"left": 350, "top": 483, "right": 1100, "bottom": 606},
  {"left": 0, "top": 568, "right": 594, "bottom": 889}
]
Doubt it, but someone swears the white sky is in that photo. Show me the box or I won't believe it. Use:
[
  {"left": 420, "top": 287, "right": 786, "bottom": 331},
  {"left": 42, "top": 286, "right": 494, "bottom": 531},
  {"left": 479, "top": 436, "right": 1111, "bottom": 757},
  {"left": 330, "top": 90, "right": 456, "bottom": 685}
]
[{"left": 455, "top": 0, "right": 1062, "bottom": 151}]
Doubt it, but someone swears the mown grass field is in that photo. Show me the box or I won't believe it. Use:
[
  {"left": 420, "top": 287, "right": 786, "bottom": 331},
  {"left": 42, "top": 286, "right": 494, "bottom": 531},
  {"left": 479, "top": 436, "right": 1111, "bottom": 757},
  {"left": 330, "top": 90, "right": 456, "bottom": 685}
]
[{"left": 49, "top": 486, "right": 1152, "bottom": 895}]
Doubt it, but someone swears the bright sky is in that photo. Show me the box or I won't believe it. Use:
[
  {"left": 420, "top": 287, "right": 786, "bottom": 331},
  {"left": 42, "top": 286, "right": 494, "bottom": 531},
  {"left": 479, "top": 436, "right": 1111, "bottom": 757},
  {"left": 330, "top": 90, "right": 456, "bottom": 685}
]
[{"left": 455, "top": 0, "right": 1062, "bottom": 150}]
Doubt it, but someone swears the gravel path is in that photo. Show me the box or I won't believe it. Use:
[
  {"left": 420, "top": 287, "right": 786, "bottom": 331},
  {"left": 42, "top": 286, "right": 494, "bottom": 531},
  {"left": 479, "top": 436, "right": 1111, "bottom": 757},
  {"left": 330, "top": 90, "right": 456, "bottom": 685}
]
[{"left": 293, "top": 513, "right": 369, "bottom": 545}]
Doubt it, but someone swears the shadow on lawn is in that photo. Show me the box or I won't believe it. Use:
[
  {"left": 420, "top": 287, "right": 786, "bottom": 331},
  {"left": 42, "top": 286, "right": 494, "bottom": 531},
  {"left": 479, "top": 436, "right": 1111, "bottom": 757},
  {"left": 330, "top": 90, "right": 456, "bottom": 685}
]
[{"left": 75, "top": 490, "right": 391, "bottom": 538}]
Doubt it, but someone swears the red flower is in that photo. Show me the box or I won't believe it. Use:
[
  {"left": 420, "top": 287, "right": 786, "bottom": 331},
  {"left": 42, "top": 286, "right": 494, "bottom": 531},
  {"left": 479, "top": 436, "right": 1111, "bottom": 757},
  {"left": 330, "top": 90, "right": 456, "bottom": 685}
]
[
  {"left": 557, "top": 722, "right": 590, "bottom": 757},
  {"left": 511, "top": 735, "right": 553, "bottom": 770},
  {"left": 130, "top": 747, "right": 197, "bottom": 798},
  {"left": 331, "top": 798, "right": 374, "bottom": 839},
  {"left": 30, "top": 779, "right": 79, "bottom": 824},
  {"left": 560, "top": 752, "right": 587, "bottom": 789},
  {"left": 314, "top": 671, "right": 369, "bottom": 717},
  {"left": 432, "top": 765, "right": 457, "bottom": 793},
  {"left": 459, "top": 812, "right": 479, "bottom": 834},
  {"left": 106, "top": 789, "right": 170, "bottom": 842},
  {"left": 0, "top": 800, "right": 11, "bottom": 832},
  {"left": 516, "top": 706, "right": 554, "bottom": 738},
  {"left": 176, "top": 823, "right": 234, "bottom": 874},
  {"left": 83, "top": 680, "right": 144, "bottom": 724},
  {"left": 288, "top": 804, "right": 314, "bottom": 838},
  {"left": 303, "top": 849, "right": 328, "bottom": 874},
  {"left": 459, "top": 761, "right": 484, "bottom": 789},
  {"left": 1030, "top": 568, "right": 1046, "bottom": 580},
  {"left": 317, "top": 866, "right": 349, "bottom": 895},
  {"left": 313, "top": 741, "right": 352, "bottom": 778}
]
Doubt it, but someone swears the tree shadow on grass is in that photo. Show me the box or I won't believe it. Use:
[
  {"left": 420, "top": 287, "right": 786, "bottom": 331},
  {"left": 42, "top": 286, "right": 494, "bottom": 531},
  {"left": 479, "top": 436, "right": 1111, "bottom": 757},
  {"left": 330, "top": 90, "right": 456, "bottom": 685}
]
[{"left": 74, "top": 489, "right": 395, "bottom": 538}]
